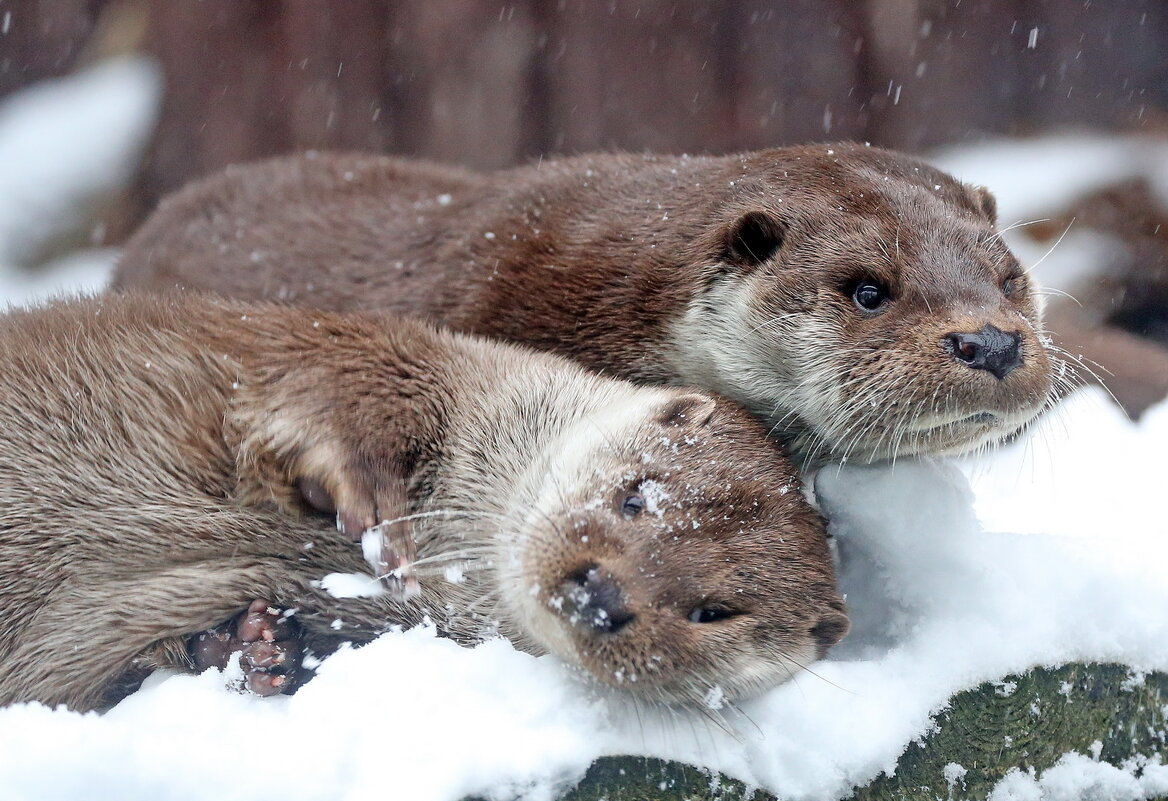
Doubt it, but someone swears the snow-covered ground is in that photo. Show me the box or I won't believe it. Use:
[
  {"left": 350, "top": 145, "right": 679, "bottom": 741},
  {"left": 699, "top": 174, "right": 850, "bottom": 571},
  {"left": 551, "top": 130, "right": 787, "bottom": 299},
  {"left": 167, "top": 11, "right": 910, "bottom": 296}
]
[{"left": 0, "top": 62, "right": 1166, "bottom": 801}]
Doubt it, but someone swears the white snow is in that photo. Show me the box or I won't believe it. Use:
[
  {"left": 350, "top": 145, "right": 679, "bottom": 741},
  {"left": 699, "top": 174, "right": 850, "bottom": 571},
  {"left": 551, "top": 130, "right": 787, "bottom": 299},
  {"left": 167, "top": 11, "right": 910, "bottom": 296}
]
[
  {"left": 989, "top": 753, "right": 1168, "bottom": 801},
  {"left": 638, "top": 478, "right": 670, "bottom": 518},
  {"left": 360, "top": 526, "right": 385, "bottom": 572},
  {"left": 0, "top": 56, "right": 161, "bottom": 274},
  {"left": 944, "top": 762, "right": 969, "bottom": 793},
  {"left": 316, "top": 572, "right": 386, "bottom": 600},
  {"left": 0, "top": 63, "right": 1166, "bottom": 800}
]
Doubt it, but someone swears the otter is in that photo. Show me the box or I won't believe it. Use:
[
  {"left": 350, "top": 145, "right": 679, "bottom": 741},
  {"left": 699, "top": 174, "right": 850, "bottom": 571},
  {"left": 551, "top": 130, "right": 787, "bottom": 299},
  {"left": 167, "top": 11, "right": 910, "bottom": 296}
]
[
  {"left": 0, "top": 292, "right": 847, "bottom": 712},
  {"left": 114, "top": 144, "right": 1056, "bottom": 465}
]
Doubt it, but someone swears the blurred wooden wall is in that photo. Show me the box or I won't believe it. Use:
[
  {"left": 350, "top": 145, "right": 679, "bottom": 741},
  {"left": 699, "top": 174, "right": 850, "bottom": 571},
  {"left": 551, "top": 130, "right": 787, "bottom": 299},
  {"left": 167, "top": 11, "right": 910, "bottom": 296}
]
[{"left": 2, "top": 0, "right": 1166, "bottom": 220}]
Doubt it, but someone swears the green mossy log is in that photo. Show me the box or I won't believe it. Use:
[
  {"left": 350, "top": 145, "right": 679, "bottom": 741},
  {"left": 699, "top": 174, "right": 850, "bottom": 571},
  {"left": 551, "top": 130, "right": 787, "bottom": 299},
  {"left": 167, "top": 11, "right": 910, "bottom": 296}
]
[{"left": 558, "top": 663, "right": 1168, "bottom": 801}]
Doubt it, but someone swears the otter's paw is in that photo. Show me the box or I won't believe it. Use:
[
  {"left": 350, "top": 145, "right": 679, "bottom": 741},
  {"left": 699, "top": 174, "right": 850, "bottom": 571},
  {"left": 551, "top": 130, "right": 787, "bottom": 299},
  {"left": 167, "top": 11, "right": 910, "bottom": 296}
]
[
  {"left": 190, "top": 600, "right": 306, "bottom": 696},
  {"left": 232, "top": 405, "right": 420, "bottom": 595},
  {"left": 297, "top": 476, "right": 420, "bottom": 599}
]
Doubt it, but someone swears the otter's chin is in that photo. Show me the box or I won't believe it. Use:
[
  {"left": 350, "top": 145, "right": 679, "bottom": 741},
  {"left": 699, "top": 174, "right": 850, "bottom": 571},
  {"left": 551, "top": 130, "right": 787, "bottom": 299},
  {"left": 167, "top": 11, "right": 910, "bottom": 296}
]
[
  {"left": 839, "top": 406, "right": 1040, "bottom": 462},
  {"left": 684, "top": 646, "right": 817, "bottom": 705}
]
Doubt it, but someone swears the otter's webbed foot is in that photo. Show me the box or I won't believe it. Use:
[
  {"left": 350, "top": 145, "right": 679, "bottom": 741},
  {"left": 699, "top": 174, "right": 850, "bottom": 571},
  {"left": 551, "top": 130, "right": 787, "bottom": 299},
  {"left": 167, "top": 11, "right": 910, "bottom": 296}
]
[{"left": 190, "top": 599, "right": 307, "bottom": 696}]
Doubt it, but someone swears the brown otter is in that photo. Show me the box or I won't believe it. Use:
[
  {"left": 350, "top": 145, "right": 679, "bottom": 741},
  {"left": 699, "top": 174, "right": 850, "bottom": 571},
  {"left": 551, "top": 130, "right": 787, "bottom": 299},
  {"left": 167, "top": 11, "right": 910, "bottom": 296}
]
[
  {"left": 114, "top": 144, "right": 1056, "bottom": 465},
  {"left": 0, "top": 292, "right": 847, "bottom": 712}
]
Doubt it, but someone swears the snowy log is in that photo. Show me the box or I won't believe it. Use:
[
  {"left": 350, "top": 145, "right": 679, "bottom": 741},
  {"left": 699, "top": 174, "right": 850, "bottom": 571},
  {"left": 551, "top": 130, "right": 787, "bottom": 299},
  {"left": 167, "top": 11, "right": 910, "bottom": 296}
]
[{"left": 560, "top": 663, "right": 1168, "bottom": 801}]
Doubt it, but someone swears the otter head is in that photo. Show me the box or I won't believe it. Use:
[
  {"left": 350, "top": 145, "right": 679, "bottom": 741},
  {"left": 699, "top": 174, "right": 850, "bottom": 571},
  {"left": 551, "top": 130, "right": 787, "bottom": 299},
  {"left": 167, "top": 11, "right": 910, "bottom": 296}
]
[
  {"left": 498, "top": 389, "right": 848, "bottom": 705},
  {"left": 673, "top": 143, "right": 1055, "bottom": 466}
]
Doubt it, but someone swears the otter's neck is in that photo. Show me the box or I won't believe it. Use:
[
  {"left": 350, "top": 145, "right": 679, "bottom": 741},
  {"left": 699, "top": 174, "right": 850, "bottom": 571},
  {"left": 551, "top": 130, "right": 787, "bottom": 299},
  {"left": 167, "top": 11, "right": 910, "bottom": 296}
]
[{"left": 421, "top": 353, "right": 637, "bottom": 519}]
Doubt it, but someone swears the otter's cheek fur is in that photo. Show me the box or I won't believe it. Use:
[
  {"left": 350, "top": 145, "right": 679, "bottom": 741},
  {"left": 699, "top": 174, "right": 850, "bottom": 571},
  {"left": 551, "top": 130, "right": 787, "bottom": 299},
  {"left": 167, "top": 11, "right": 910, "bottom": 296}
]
[{"left": 672, "top": 258, "right": 1054, "bottom": 466}]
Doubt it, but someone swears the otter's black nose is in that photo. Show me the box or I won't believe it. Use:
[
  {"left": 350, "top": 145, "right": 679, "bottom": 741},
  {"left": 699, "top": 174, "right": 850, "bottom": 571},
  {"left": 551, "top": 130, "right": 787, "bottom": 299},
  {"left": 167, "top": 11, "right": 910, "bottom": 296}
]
[
  {"left": 945, "top": 325, "right": 1022, "bottom": 380},
  {"left": 560, "top": 566, "right": 634, "bottom": 634}
]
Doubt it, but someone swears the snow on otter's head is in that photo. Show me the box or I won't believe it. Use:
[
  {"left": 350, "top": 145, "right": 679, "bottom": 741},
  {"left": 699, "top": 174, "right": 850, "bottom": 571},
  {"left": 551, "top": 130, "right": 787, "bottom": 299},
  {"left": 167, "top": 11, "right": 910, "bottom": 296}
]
[{"left": 497, "top": 388, "right": 848, "bottom": 706}]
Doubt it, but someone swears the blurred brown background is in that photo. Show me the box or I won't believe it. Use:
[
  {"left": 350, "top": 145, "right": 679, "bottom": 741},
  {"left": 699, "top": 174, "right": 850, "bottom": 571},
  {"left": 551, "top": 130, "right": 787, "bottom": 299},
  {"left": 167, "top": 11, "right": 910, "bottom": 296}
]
[{"left": 3, "top": 0, "right": 1164, "bottom": 224}]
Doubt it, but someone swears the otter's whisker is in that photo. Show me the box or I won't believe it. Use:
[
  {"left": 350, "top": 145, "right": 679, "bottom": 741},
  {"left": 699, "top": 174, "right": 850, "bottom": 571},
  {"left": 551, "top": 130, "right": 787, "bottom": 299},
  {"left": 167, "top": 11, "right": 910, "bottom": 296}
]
[
  {"left": 723, "top": 697, "right": 764, "bottom": 740},
  {"left": 774, "top": 650, "right": 854, "bottom": 695},
  {"left": 741, "top": 311, "right": 800, "bottom": 341},
  {"left": 682, "top": 684, "right": 742, "bottom": 743},
  {"left": 1025, "top": 217, "right": 1075, "bottom": 274},
  {"left": 987, "top": 217, "right": 1051, "bottom": 245},
  {"left": 408, "top": 547, "right": 493, "bottom": 569},
  {"left": 1034, "top": 285, "right": 1083, "bottom": 307}
]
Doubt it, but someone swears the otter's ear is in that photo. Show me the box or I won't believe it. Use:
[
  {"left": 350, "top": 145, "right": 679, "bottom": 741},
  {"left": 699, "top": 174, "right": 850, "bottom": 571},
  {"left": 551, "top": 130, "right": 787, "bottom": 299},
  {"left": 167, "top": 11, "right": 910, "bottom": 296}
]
[
  {"left": 659, "top": 393, "right": 717, "bottom": 427},
  {"left": 811, "top": 609, "right": 851, "bottom": 654},
  {"left": 972, "top": 186, "right": 998, "bottom": 224},
  {"left": 724, "top": 210, "right": 785, "bottom": 269}
]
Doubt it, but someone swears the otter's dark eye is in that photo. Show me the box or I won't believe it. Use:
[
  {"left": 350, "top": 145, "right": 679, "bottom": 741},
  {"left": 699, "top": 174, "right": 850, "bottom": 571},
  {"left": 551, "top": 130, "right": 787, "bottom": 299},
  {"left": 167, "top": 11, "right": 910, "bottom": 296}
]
[
  {"left": 1002, "top": 276, "right": 1020, "bottom": 297},
  {"left": 852, "top": 281, "right": 889, "bottom": 312},
  {"left": 620, "top": 493, "right": 645, "bottom": 519},
  {"left": 688, "top": 605, "right": 742, "bottom": 624}
]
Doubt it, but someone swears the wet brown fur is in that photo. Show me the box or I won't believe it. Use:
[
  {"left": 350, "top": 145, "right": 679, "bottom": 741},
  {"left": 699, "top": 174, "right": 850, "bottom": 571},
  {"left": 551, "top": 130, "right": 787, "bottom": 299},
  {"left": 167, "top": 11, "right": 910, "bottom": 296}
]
[
  {"left": 0, "top": 293, "right": 846, "bottom": 711},
  {"left": 115, "top": 144, "right": 1054, "bottom": 464}
]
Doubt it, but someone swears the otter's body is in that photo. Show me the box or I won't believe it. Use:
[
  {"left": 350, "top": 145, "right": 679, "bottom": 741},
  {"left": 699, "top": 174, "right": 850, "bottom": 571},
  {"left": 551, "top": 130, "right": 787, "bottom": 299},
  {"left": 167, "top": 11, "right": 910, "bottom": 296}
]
[
  {"left": 116, "top": 145, "right": 1056, "bottom": 464},
  {"left": 0, "top": 293, "right": 845, "bottom": 711}
]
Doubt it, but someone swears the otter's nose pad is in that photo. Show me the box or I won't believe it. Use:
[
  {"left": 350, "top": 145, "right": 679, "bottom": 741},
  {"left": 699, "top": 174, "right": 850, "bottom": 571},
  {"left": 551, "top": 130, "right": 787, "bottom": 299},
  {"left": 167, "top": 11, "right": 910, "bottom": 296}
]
[
  {"left": 944, "top": 325, "right": 1022, "bottom": 380},
  {"left": 559, "top": 566, "right": 634, "bottom": 634}
]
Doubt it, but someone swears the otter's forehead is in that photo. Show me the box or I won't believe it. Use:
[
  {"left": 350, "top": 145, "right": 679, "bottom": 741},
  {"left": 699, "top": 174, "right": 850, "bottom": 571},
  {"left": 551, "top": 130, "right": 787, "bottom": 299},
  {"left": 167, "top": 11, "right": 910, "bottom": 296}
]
[
  {"left": 537, "top": 395, "right": 804, "bottom": 516},
  {"left": 831, "top": 164, "right": 984, "bottom": 225},
  {"left": 530, "top": 387, "right": 708, "bottom": 487},
  {"left": 746, "top": 148, "right": 985, "bottom": 228},
  {"left": 769, "top": 170, "right": 1018, "bottom": 306}
]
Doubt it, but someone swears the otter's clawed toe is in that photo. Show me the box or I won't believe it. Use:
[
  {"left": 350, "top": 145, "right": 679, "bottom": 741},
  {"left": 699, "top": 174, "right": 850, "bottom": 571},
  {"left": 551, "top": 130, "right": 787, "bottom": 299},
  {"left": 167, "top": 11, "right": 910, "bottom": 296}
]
[
  {"left": 295, "top": 472, "right": 419, "bottom": 596},
  {"left": 241, "top": 637, "right": 304, "bottom": 696},
  {"left": 238, "top": 598, "right": 284, "bottom": 642},
  {"left": 240, "top": 638, "right": 284, "bottom": 669},
  {"left": 189, "top": 626, "right": 238, "bottom": 671},
  {"left": 245, "top": 670, "right": 287, "bottom": 696},
  {"left": 361, "top": 526, "right": 421, "bottom": 599}
]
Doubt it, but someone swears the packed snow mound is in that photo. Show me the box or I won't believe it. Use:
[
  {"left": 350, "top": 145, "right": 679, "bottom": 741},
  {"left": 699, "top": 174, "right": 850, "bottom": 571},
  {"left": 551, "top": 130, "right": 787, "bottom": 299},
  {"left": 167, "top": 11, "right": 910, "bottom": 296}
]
[
  {"left": 988, "top": 752, "right": 1168, "bottom": 801},
  {"left": 0, "top": 388, "right": 1164, "bottom": 801}
]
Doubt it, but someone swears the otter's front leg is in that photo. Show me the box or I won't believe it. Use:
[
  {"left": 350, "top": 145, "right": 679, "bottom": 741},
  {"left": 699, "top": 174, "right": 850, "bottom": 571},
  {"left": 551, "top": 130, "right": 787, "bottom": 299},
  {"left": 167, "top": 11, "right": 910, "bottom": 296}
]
[{"left": 228, "top": 395, "right": 419, "bottom": 597}]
